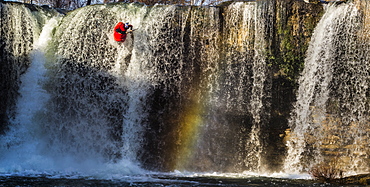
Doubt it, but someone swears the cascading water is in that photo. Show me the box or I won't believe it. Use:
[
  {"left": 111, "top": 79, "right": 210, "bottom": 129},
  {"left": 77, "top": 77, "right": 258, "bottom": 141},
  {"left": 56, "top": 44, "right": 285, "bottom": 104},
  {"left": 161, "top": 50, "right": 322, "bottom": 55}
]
[
  {"left": 39, "top": 4, "right": 148, "bottom": 171},
  {"left": 247, "top": 1, "right": 272, "bottom": 172},
  {"left": 0, "top": 12, "right": 60, "bottom": 172},
  {"left": 178, "top": 1, "right": 274, "bottom": 172},
  {"left": 0, "top": 3, "right": 41, "bottom": 134},
  {"left": 284, "top": 3, "right": 370, "bottom": 174},
  {"left": 0, "top": 1, "right": 276, "bottom": 175},
  {"left": 2, "top": 0, "right": 370, "bottom": 183}
]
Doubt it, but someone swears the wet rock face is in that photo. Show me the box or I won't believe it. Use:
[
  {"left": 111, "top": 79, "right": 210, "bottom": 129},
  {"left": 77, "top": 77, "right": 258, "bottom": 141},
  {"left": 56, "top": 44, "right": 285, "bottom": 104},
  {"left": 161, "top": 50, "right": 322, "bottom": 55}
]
[{"left": 267, "top": 0, "right": 323, "bottom": 171}]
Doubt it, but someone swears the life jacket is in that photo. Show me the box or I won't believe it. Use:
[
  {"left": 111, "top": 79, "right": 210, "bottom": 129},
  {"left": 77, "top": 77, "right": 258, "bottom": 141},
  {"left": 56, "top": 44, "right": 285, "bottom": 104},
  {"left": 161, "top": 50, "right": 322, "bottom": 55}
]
[{"left": 113, "top": 22, "right": 127, "bottom": 42}]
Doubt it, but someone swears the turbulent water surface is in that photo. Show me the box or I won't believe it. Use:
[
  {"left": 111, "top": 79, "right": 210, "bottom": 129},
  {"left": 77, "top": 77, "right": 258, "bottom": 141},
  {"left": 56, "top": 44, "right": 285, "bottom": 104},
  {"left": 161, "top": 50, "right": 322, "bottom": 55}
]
[{"left": 0, "top": 172, "right": 321, "bottom": 187}]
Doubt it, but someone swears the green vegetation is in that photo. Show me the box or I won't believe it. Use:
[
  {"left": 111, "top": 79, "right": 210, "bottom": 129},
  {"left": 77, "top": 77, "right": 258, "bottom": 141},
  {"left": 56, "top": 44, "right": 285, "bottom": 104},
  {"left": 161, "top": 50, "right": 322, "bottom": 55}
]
[{"left": 270, "top": 1, "right": 324, "bottom": 84}]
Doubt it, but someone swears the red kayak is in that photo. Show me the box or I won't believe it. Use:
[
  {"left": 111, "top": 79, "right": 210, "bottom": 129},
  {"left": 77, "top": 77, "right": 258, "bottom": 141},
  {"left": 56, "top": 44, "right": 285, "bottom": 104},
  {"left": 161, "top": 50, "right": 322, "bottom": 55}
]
[{"left": 113, "top": 22, "right": 133, "bottom": 42}]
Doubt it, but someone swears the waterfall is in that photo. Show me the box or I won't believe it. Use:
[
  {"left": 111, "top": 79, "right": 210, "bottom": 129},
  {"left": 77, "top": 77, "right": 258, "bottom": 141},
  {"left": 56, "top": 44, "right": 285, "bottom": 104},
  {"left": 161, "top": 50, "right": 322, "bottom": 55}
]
[
  {"left": 39, "top": 4, "right": 144, "bottom": 169},
  {"left": 181, "top": 1, "right": 273, "bottom": 172},
  {"left": 284, "top": 3, "right": 370, "bottom": 174},
  {"left": 0, "top": 3, "right": 41, "bottom": 133},
  {"left": 6, "top": 0, "right": 369, "bottom": 176},
  {"left": 0, "top": 14, "right": 60, "bottom": 172},
  {"left": 247, "top": 1, "right": 272, "bottom": 172},
  {"left": 0, "top": 1, "right": 276, "bottom": 173}
]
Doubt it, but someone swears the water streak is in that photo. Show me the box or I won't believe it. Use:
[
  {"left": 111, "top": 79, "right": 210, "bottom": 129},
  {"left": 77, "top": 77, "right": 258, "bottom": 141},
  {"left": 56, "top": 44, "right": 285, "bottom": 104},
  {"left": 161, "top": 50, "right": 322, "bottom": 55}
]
[
  {"left": 284, "top": 3, "right": 369, "bottom": 174},
  {"left": 0, "top": 16, "right": 60, "bottom": 173}
]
